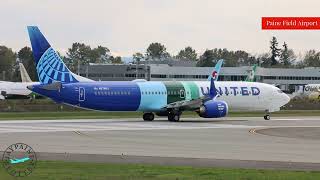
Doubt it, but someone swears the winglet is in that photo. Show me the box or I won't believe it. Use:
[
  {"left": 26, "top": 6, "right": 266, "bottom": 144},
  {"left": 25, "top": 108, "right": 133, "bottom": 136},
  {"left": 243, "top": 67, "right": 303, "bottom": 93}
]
[
  {"left": 208, "top": 59, "right": 223, "bottom": 81},
  {"left": 209, "top": 77, "right": 218, "bottom": 98}
]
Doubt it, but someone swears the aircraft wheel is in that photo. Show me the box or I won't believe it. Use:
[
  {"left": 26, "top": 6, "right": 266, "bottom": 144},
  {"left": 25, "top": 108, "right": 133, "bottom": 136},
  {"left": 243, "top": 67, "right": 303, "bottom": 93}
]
[
  {"left": 264, "top": 115, "right": 270, "bottom": 120},
  {"left": 168, "top": 112, "right": 180, "bottom": 122},
  {"left": 143, "top": 113, "right": 154, "bottom": 121},
  {"left": 173, "top": 114, "right": 180, "bottom": 122}
]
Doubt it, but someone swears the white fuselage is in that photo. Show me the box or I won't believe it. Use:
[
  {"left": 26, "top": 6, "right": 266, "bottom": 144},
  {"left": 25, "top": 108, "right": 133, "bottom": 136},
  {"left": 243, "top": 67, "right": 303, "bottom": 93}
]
[{"left": 186, "top": 81, "right": 289, "bottom": 112}]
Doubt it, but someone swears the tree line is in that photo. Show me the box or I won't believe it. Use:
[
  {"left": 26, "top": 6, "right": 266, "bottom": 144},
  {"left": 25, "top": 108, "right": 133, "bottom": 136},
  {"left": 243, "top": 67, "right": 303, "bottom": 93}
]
[{"left": 0, "top": 36, "right": 319, "bottom": 81}]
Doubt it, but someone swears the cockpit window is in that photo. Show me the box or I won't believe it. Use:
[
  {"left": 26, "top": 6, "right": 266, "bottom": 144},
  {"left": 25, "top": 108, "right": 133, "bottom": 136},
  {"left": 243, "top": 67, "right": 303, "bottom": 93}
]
[{"left": 277, "top": 89, "right": 283, "bottom": 93}]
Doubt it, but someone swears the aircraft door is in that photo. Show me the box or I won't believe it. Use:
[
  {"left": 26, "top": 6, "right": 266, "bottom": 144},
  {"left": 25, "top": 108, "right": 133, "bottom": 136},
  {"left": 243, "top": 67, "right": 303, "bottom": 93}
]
[
  {"left": 79, "top": 87, "right": 85, "bottom": 102},
  {"left": 180, "top": 89, "right": 185, "bottom": 98}
]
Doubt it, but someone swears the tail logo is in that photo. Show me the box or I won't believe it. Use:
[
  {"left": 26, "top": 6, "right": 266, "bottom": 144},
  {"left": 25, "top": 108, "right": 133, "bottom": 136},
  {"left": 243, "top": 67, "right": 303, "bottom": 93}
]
[
  {"left": 37, "top": 47, "right": 78, "bottom": 84},
  {"left": 212, "top": 71, "right": 217, "bottom": 80}
]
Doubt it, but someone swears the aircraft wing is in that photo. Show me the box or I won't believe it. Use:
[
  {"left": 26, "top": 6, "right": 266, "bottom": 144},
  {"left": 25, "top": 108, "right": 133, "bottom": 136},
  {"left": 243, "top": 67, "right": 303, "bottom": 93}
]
[
  {"left": 164, "top": 96, "right": 211, "bottom": 110},
  {"left": 164, "top": 78, "right": 218, "bottom": 110}
]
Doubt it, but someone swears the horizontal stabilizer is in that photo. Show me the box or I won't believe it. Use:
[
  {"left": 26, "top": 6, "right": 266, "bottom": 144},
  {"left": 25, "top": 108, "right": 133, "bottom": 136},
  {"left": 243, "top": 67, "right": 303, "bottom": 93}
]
[{"left": 39, "top": 82, "right": 62, "bottom": 91}]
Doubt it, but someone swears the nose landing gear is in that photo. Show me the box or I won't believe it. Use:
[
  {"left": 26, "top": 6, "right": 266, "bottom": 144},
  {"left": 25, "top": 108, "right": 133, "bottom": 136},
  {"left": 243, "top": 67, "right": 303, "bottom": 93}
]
[
  {"left": 264, "top": 110, "right": 270, "bottom": 120},
  {"left": 264, "top": 114, "right": 270, "bottom": 120}
]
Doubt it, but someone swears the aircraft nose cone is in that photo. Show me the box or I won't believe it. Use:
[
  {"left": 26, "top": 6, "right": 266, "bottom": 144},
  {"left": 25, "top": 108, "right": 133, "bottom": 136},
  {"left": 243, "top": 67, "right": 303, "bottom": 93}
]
[{"left": 281, "top": 93, "right": 291, "bottom": 106}]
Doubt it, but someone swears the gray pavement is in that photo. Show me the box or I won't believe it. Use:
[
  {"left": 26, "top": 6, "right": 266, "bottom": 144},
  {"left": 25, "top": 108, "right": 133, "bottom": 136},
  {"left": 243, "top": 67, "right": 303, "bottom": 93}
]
[{"left": 0, "top": 116, "right": 320, "bottom": 170}]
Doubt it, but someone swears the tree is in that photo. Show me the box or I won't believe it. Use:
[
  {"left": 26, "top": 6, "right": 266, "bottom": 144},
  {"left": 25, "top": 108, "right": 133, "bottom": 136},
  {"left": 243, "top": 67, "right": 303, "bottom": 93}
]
[
  {"left": 303, "top": 50, "right": 320, "bottom": 67},
  {"left": 133, "top": 52, "right": 144, "bottom": 63},
  {"left": 110, "top": 56, "right": 123, "bottom": 64},
  {"left": 176, "top": 46, "right": 197, "bottom": 61},
  {"left": 280, "top": 42, "right": 295, "bottom": 67},
  {"left": 90, "top": 46, "right": 111, "bottom": 64},
  {"left": 196, "top": 49, "right": 216, "bottom": 67},
  {"left": 270, "top": 36, "right": 281, "bottom": 66},
  {"left": 146, "top": 42, "right": 170, "bottom": 60},
  {"left": 0, "top": 46, "right": 16, "bottom": 81},
  {"left": 17, "top": 47, "right": 37, "bottom": 81},
  {"left": 258, "top": 53, "right": 272, "bottom": 67},
  {"left": 66, "top": 43, "right": 92, "bottom": 72}
]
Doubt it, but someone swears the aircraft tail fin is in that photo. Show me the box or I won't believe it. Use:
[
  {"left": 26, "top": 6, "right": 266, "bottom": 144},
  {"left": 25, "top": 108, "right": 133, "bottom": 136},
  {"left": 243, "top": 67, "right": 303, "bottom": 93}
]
[
  {"left": 27, "top": 26, "right": 93, "bottom": 84},
  {"left": 19, "top": 63, "right": 32, "bottom": 82},
  {"left": 245, "top": 64, "right": 257, "bottom": 82},
  {"left": 208, "top": 59, "right": 223, "bottom": 81}
]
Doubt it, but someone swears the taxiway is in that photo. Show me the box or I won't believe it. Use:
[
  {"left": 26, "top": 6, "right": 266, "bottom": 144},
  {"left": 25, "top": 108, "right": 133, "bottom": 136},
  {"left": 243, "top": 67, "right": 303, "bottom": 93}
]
[{"left": 0, "top": 117, "right": 320, "bottom": 170}]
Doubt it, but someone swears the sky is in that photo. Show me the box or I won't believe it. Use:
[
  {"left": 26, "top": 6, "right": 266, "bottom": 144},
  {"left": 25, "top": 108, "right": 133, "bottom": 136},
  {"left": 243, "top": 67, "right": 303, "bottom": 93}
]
[{"left": 1, "top": 0, "right": 320, "bottom": 57}]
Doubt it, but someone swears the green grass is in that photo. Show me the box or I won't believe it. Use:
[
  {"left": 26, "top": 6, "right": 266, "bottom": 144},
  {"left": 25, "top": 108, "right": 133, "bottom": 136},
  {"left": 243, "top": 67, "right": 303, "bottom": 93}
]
[
  {"left": 0, "top": 161, "right": 319, "bottom": 180},
  {"left": 0, "top": 110, "right": 320, "bottom": 120}
]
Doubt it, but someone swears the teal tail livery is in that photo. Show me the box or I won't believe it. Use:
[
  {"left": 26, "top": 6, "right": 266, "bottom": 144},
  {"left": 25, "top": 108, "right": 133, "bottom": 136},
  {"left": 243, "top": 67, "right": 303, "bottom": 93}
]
[
  {"left": 27, "top": 26, "right": 290, "bottom": 121},
  {"left": 27, "top": 26, "right": 92, "bottom": 84},
  {"left": 207, "top": 59, "right": 223, "bottom": 81},
  {"left": 245, "top": 64, "right": 257, "bottom": 82}
]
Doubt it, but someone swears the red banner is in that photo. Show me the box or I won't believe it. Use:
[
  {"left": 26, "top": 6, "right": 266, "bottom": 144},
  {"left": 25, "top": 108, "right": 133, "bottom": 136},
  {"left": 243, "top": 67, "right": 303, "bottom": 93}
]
[{"left": 262, "top": 17, "right": 320, "bottom": 30}]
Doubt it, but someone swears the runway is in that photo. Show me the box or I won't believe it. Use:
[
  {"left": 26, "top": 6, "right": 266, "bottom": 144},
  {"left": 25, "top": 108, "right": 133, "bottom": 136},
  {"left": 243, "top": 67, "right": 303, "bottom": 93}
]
[{"left": 0, "top": 116, "right": 320, "bottom": 170}]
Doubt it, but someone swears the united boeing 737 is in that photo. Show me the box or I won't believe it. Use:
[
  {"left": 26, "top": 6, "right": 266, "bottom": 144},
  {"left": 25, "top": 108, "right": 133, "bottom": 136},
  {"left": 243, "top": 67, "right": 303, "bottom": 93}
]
[{"left": 26, "top": 26, "right": 290, "bottom": 121}]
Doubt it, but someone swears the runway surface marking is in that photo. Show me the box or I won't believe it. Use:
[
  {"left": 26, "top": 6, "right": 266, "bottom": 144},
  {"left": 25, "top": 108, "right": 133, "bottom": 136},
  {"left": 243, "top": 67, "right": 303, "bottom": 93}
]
[{"left": 0, "top": 120, "right": 261, "bottom": 133}]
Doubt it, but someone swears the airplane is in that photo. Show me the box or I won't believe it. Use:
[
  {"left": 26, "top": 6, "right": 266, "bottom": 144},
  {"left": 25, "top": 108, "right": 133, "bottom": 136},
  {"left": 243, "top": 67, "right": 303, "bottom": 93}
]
[
  {"left": 245, "top": 64, "right": 257, "bottom": 82},
  {"left": 0, "top": 63, "right": 40, "bottom": 99},
  {"left": 9, "top": 157, "right": 30, "bottom": 164},
  {"left": 26, "top": 26, "right": 290, "bottom": 121},
  {"left": 293, "top": 84, "right": 320, "bottom": 101}
]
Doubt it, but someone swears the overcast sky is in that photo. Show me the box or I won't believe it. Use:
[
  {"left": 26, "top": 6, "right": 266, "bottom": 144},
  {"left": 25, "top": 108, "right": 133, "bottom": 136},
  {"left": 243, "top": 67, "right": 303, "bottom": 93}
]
[{"left": 1, "top": 0, "right": 319, "bottom": 57}]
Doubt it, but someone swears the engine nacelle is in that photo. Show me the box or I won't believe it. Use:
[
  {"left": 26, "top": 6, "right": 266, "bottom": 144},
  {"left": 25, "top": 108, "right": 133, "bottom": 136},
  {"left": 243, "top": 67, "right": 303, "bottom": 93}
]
[{"left": 198, "top": 100, "right": 228, "bottom": 118}]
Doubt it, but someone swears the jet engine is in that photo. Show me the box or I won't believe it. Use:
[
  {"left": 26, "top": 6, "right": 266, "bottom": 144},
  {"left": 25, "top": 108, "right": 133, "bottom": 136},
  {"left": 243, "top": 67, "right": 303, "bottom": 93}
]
[{"left": 197, "top": 100, "right": 228, "bottom": 118}]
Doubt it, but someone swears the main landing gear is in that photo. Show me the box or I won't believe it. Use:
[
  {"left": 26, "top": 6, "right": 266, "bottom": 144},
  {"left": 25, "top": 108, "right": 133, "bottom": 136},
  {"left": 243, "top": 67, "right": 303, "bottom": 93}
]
[
  {"left": 167, "top": 110, "right": 181, "bottom": 122},
  {"left": 264, "top": 110, "right": 270, "bottom": 120},
  {"left": 142, "top": 110, "right": 182, "bottom": 122},
  {"left": 143, "top": 112, "right": 154, "bottom": 121}
]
